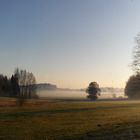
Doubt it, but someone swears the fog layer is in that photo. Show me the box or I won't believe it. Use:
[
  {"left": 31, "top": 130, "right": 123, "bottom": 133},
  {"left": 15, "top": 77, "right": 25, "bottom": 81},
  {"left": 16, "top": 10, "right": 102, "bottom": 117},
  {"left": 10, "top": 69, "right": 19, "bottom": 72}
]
[{"left": 37, "top": 90, "right": 125, "bottom": 99}]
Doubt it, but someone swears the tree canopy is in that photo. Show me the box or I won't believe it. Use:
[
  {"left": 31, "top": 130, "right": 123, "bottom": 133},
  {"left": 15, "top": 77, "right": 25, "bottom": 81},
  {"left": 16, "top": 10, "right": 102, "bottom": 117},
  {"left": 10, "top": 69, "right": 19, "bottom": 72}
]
[
  {"left": 125, "top": 74, "right": 140, "bottom": 99},
  {"left": 86, "top": 82, "right": 101, "bottom": 100}
]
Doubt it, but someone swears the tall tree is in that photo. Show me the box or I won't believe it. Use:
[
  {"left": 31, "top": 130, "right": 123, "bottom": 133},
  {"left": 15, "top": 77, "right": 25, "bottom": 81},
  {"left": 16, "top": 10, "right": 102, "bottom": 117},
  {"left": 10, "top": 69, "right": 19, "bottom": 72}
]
[
  {"left": 125, "top": 33, "right": 140, "bottom": 99},
  {"left": 10, "top": 75, "right": 20, "bottom": 97},
  {"left": 0, "top": 75, "right": 12, "bottom": 97}
]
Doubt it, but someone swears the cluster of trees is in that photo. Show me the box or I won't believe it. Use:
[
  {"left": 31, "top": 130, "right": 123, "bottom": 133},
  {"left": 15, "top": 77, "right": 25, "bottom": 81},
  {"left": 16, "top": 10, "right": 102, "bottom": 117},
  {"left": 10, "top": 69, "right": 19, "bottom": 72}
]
[
  {"left": 125, "top": 33, "right": 140, "bottom": 99},
  {"left": 14, "top": 68, "right": 37, "bottom": 99},
  {"left": 86, "top": 33, "right": 140, "bottom": 100},
  {"left": 86, "top": 82, "right": 101, "bottom": 100},
  {"left": 0, "top": 68, "right": 38, "bottom": 100},
  {"left": 87, "top": 33, "right": 140, "bottom": 100},
  {"left": 0, "top": 74, "right": 19, "bottom": 97}
]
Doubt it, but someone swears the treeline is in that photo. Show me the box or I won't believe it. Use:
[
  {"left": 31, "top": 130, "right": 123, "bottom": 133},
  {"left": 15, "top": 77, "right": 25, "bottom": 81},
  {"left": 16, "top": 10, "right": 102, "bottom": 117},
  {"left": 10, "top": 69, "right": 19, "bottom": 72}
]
[
  {"left": 37, "top": 83, "right": 57, "bottom": 90},
  {"left": 0, "top": 74, "right": 19, "bottom": 97},
  {"left": 0, "top": 68, "right": 38, "bottom": 99}
]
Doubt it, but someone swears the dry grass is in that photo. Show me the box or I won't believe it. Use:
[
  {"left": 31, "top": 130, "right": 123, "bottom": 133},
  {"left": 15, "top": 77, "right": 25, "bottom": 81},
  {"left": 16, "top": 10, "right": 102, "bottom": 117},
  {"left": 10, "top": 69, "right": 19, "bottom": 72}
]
[{"left": 0, "top": 98, "right": 140, "bottom": 139}]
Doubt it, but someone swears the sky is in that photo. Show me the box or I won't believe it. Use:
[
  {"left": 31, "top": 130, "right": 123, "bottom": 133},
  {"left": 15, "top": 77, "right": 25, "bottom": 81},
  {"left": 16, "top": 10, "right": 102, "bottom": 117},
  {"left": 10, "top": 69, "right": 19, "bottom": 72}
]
[{"left": 0, "top": 0, "right": 140, "bottom": 88}]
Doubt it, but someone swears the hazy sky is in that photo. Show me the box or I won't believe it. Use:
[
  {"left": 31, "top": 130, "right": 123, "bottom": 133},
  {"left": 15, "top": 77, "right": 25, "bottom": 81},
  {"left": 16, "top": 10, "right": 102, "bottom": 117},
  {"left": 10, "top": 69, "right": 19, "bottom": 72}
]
[{"left": 1, "top": 0, "right": 140, "bottom": 88}]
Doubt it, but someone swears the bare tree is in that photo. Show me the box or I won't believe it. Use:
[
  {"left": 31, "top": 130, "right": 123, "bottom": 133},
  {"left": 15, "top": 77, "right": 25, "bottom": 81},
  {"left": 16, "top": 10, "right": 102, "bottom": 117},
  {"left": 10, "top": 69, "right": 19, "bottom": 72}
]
[
  {"left": 132, "top": 33, "right": 140, "bottom": 73},
  {"left": 14, "top": 68, "right": 38, "bottom": 106}
]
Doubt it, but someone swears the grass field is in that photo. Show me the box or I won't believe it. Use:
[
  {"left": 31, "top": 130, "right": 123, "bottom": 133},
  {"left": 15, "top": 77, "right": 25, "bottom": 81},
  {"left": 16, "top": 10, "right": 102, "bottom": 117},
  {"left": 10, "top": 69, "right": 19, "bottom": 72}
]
[{"left": 1, "top": 98, "right": 140, "bottom": 139}]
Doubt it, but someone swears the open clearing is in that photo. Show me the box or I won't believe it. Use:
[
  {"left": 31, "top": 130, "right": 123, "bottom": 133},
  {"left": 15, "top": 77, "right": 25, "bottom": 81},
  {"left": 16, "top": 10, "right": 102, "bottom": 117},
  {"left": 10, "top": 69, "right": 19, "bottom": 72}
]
[{"left": 1, "top": 98, "right": 140, "bottom": 139}]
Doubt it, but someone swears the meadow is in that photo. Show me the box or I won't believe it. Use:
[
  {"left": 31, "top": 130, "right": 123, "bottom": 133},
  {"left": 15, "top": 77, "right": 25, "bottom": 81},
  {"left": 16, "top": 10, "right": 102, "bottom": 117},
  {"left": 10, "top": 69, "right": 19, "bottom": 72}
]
[{"left": 0, "top": 98, "right": 140, "bottom": 139}]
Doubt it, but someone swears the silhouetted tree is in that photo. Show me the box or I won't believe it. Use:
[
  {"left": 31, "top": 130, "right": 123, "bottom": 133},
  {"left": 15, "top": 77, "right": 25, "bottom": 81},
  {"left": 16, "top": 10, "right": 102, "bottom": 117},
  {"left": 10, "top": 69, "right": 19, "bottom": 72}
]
[
  {"left": 10, "top": 75, "right": 20, "bottom": 97},
  {"left": 125, "top": 74, "right": 140, "bottom": 99},
  {"left": 86, "top": 82, "right": 101, "bottom": 100},
  {"left": 0, "top": 75, "right": 10, "bottom": 96},
  {"left": 14, "top": 68, "right": 37, "bottom": 99},
  {"left": 125, "top": 33, "right": 140, "bottom": 99}
]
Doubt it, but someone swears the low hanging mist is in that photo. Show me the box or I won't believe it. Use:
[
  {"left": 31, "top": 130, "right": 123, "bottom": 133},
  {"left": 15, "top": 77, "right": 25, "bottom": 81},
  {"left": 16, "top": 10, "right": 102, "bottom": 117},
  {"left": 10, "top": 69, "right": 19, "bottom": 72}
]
[{"left": 37, "top": 89, "right": 125, "bottom": 100}]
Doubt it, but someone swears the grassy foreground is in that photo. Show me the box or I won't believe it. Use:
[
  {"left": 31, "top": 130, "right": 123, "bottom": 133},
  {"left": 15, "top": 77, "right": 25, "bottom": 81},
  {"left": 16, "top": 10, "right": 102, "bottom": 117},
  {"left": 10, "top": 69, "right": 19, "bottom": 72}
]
[{"left": 1, "top": 99, "right": 140, "bottom": 139}]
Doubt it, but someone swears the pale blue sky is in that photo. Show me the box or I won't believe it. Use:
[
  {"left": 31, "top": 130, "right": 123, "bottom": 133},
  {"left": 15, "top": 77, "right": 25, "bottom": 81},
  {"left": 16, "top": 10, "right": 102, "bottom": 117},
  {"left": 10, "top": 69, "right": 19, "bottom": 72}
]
[{"left": 0, "top": 0, "right": 139, "bottom": 88}]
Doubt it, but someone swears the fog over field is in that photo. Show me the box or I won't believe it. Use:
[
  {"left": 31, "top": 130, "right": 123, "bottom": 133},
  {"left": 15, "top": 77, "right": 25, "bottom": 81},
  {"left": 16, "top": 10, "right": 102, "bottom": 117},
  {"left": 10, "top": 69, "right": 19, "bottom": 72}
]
[{"left": 37, "top": 90, "right": 125, "bottom": 99}]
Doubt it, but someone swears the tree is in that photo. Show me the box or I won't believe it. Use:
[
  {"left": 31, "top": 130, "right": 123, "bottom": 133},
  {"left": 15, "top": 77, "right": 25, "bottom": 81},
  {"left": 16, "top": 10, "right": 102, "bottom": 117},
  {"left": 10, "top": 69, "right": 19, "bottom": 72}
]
[
  {"left": 86, "top": 82, "right": 101, "bottom": 100},
  {"left": 0, "top": 75, "right": 11, "bottom": 97},
  {"left": 125, "top": 74, "right": 140, "bottom": 99},
  {"left": 14, "top": 68, "right": 38, "bottom": 101},
  {"left": 125, "top": 33, "right": 140, "bottom": 99},
  {"left": 132, "top": 33, "right": 140, "bottom": 73},
  {"left": 10, "top": 75, "right": 20, "bottom": 97}
]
